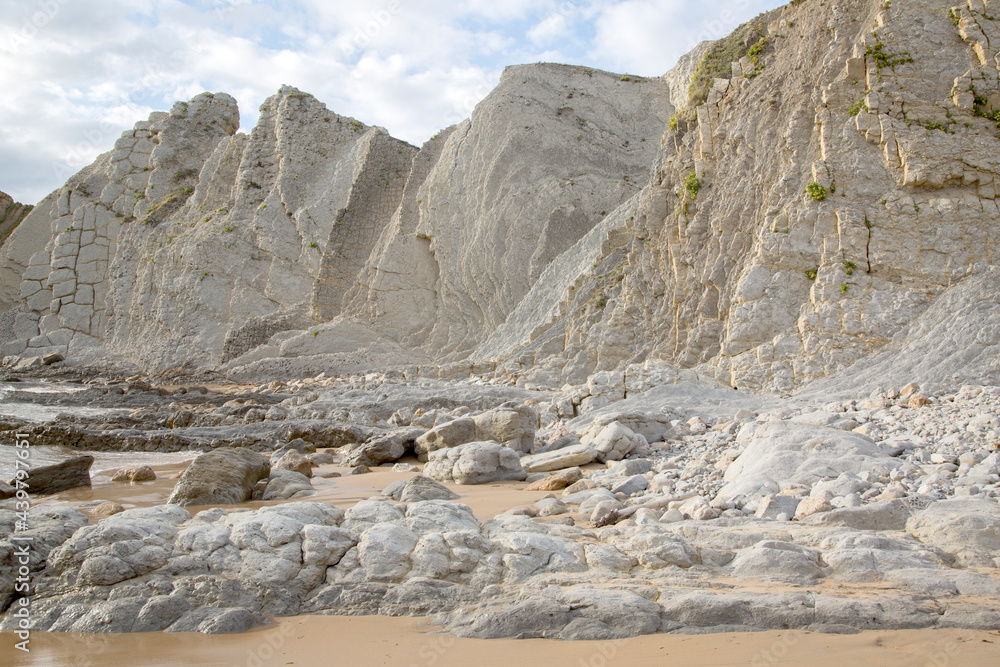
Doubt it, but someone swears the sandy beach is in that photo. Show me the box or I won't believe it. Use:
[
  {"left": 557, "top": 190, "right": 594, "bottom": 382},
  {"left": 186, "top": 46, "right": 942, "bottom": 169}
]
[{"left": 2, "top": 617, "right": 998, "bottom": 667}]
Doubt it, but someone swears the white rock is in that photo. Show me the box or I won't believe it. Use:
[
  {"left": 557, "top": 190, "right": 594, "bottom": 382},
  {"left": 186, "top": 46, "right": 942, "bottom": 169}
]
[{"left": 424, "top": 441, "right": 527, "bottom": 485}]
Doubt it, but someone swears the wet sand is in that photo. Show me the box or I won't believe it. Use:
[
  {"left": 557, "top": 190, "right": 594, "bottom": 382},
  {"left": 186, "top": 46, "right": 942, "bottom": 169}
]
[
  {"left": 34, "top": 454, "right": 559, "bottom": 524},
  {"left": 2, "top": 617, "right": 998, "bottom": 667}
]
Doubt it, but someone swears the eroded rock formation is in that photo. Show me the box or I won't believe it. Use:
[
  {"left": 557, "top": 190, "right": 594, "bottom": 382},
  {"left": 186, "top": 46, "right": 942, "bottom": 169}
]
[{"left": 0, "top": 0, "right": 997, "bottom": 396}]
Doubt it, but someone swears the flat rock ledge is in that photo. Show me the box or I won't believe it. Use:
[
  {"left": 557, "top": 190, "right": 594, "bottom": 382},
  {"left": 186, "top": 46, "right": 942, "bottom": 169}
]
[{"left": 1, "top": 495, "right": 998, "bottom": 638}]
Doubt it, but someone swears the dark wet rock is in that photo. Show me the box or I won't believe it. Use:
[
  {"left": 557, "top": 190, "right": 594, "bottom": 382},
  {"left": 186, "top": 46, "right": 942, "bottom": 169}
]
[{"left": 16, "top": 455, "right": 94, "bottom": 495}]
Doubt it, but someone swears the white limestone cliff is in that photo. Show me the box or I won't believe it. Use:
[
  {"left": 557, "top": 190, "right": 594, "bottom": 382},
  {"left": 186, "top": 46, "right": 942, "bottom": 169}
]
[
  {"left": 1, "top": 0, "right": 999, "bottom": 395},
  {"left": 489, "top": 0, "right": 1000, "bottom": 392}
]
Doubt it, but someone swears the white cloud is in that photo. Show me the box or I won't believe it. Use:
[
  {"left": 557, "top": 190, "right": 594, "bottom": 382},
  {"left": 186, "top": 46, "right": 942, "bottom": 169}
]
[
  {"left": 528, "top": 13, "right": 572, "bottom": 45},
  {"left": 0, "top": 0, "right": 784, "bottom": 204},
  {"left": 589, "top": 0, "right": 781, "bottom": 75}
]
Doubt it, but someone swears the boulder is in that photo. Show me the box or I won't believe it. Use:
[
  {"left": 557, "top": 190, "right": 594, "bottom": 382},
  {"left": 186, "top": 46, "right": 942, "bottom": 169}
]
[
  {"left": 16, "top": 455, "right": 94, "bottom": 495},
  {"left": 794, "top": 496, "right": 832, "bottom": 520},
  {"left": 906, "top": 498, "right": 1000, "bottom": 567},
  {"left": 271, "top": 449, "right": 314, "bottom": 478},
  {"left": 166, "top": 608, "right": 264, "bottom": 634},
  {"left": 414, "top": 418, "right": 477, "bottom": 461},
  {"left": 449, "top": 597, "right": 573, "bottom": 639},
  {"left": 344, "top": 427, "right": 425, "bottom": 467},
  {"left": 610, "top": 475, "right": 649, "bottom": 498},
  {"left": 520, "top": 445, "right": 598, "bottom": 474},
  {"left": 48, "top": 505, "right": 191, "bottom": 587},
  {"left": 578, "top": 412, "right": 675, "bottom": 444},
  {"left": 381, "top": 481, "right": 407, "bottom": 500},
  {"left": 754, "top": 495, "right": 800, "bottom": 520},
  {"left": 472, "top": 404, "right": 536, "bottom": 453},
  {"left": 583, "top": 422, "right": 647, "bottom": 463},
  {"left": 309, "top": 450, "right": 337, "bottom": 466},
  {"left": 799, "top": 498, "right": 911, "bottom": 531},
  {"left": 414, "top": 405, "right": 537, "bottom": 461},
  {"left": 357, "top": 523, "right": 419, "bottom": 582},
  {"left": 398, "top": 475, "right": 459, "bottom": 502},
  {"left": 167, "top": 448, "right": 270, "bottom": 507},
  {"left": 731, "top": 541, "right": 824, "bottom": 583},
  {"left": 281, "top": 438, "right": 317, "bottom": 454},
  {"left": 534, "top": 433, "right": 582, "bottom": 454},
  {"left": 606, "top": 459, "right": 654, "bottom": 476},
  {"left": 424, "top": 441, "right": 527, "bottom": 485},
  {"left": 262, "top": 470, "right": 314, "bottom": 501},
  {"left": 717, "top": 423, "right": 892, "bottom": 506}
]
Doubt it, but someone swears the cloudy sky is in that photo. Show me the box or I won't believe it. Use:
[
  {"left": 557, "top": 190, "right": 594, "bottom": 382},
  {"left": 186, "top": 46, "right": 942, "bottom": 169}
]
[{"left": 0, "top": 0, "right": 784, "bottom": 204}]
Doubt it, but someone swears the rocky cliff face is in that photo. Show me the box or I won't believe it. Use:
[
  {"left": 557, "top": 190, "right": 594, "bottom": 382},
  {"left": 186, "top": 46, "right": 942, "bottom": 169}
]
[
  {"left": 1, "top": 0, "right": 998, "bottom": 393},
  {"left": 486, "top": 0, "right": 1000, "bottom": 392},
  {"left": 343, "top": 64, "right": 672, "bottom": 360},
  {"left": 0, "top": 192, "right": 31, "bottom": 249}
]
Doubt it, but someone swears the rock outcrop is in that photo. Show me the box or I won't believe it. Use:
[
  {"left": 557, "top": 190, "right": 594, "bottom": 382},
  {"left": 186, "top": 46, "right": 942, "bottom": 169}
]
[
  {"left": 0, "top": 67, "right": 672, "bottom": 379},
  {"left": 4, "top": 491, "right": 999, "bottom": 637},
  {"left": 423, "top": 441, "right": 528, "bottom": 485},
  {"left": 0, "top": 191, "right": 31, "bottom": 250},
  {"left": 498, "top": 0, "right": 1000, "bottom": 392},
  {"left": 1, "top": 0, "right": 999, "bottom": 396}
]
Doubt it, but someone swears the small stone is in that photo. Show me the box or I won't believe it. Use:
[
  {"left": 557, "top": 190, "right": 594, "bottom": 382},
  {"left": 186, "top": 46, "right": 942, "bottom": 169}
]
[
  {"left": 794, "top": 496, "right": 833, "bottom": 520},
  {"left": 111, "top": 466, "right": 157, "bottom": 483},
  {"left": 350, "top": 465, "right": 372, "bottom": 475},
  {"left": 659, "top": 508, "right": 685, "bottom": 523},
  {"left": 590, "top": 499, "right": 622, "bottom": 524},
  {"left": 272, "top": 449, "right": 315, "bottom": 478},
  {"left": 538, "top": 503, "right": 569, "bottom": 517},
  {"left": 549, "top": 516, "right": 576, "bottom": 526},
  {"left": 633, "top": 508, "right": 662, "bottom": 525},
  {"left": 504, "top": 505, "right": 538, "bottom": 517},
  {"left": 41, "top": 352, "right": 65, "bottom": 366},
  {"left": 755, "top": 494, "right": 801, "bottom": 520},
  {"left": 93, "top": 501, "right": 126, "bottom": 516},
  {"left": 309, "top": 451, "right": 337, "bottom": 466},
  {"left": 524, "top": 467, "right": 583, "bottom": 491},
  {"left": 561, "top": 479, "right": 598, "bottom": 495}
]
